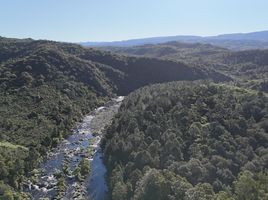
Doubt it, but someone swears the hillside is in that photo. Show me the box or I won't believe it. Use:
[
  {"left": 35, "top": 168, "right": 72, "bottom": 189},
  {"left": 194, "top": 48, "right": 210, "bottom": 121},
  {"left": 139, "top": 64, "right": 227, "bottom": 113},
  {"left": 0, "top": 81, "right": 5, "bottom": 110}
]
[
  {"left": 0, "top": 37, "right": 230, "bottom": 197},
  {"left": 0, "top": 38, "right": 110, "bottom": 198},
  {"left": 1, "top": 36, "right": 266, "bottom": 199},
  {"left": 103, "top": 41, "right": 268, "bottom": 92},
  {"left": 102, "top": 81, "right": 268, "bottom": 200},
  {"left": 0, "top": 37, "right": 231, "bottom": 95},
  {"left": 101, "top": 42, "right": 228, "bottom": 66}
]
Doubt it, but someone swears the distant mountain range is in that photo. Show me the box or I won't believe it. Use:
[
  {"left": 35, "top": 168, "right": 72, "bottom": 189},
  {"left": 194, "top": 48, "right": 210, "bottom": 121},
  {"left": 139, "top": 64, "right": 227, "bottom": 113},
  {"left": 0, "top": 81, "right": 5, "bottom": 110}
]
[
  {"left": 209, "top": 30, "right": 268, "bottom": 41},
  {"left": 81, "top": 30, "right": 268, "bottom": 50}
]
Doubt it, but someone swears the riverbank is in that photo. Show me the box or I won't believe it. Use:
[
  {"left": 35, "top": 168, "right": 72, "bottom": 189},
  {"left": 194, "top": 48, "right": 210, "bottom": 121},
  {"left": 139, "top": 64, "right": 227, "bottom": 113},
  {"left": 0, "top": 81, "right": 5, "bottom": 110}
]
[{"left": 23, "top": 97, "right": 124, "bottom": 199}]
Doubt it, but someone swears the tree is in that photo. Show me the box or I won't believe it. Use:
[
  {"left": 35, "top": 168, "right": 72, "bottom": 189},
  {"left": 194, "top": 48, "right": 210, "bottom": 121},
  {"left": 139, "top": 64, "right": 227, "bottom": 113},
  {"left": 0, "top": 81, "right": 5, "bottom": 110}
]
[
  {"left": 172, "top": 176, "right": 192, "bottom": 200},
  {"left": 112, "top": 182, "right": 128, "bottom": 200},
  {"left": 214, "top": 191, "right": 235, "bottom": 200},
  {"left": 134, "top": 150, "right": 153, "bottom": 169},
  {"left": 185, "top": 183, "right": 215, "bottom": 200},
  {"left": 3, "top": 188, "right": 14, "bottom": 200},
  {"left": 79, "top": 158, "right": 90, "bottom": 177},
  {"left": 0, "top": 161, "right": 8, "bottom": 179},
  {"left": 234, "top": 171, "right": 258, "bottom": 200},
  {"left": 20, "top": 71, "right": 33, "bottom": 86},
  {"left": 134, "top": 169, "right": 169, "bottom": 200}
]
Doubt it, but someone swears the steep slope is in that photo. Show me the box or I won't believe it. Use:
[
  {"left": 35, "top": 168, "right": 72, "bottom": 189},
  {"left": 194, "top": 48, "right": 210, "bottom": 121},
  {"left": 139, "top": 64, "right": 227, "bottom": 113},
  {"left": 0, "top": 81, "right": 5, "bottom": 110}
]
[
  {"left": 35, "top": 40, "right": 231, "bottom": 94},
  {"left": 102, "top": 81, "right": 268, "bottom": 200},
  {"left": 216, "top": 49, "right": 268, "bottom": 92},
  {"left": 0, "top": 37, "right": 230, "bottom": 197},
  {"left": 101, "top": 42, "right": 228, "bottom": 66},
  {"left": 0, "top": 39, "right": 109, "bottom": 198},
  {"left": 1, "top": 38, "right": 231, "bottom": 94},
  {"left": 75, "top": 50, "right": 230, "bottom": 94},
  {"left": 103, "top": 41, "right": 268, "bottom": 92},
  {"left": 0, "top": 38, "right": 230, "bottom": 146}
]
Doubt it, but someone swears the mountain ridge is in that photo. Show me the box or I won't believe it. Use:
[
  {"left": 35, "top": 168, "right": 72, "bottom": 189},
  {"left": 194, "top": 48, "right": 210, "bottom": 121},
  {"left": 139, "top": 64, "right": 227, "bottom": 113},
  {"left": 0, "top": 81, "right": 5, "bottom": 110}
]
[{"left": 81, "top": 30, "right": 268, "bottom": 50}]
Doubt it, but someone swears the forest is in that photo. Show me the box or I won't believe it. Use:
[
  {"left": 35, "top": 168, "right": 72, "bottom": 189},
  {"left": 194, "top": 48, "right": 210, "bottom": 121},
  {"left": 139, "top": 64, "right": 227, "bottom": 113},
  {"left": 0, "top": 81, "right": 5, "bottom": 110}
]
[
  {"left": 102, "top": 81, "right": 268, "bottom": 200},
  {"left": 102, "top": 41, "right": 268, "bottom": 93},
  {"left": 0, "top": 36, "right": 267, "bottom": 199},
  {"left": 0, "top": 37, "right": 229, "bottom": 198}
]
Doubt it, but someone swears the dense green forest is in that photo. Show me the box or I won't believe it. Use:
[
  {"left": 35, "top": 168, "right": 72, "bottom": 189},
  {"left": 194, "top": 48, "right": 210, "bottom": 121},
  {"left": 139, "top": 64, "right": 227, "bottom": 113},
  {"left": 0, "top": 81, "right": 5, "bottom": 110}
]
[
  {"left": 102, "top": 81, "right": 268, "bottom": 200},
  {"left": 0, "top": 37, "right": 230, "bottom": 95},
  {"left": 101, "top": 42, "right": 228, "bottom": 66},
  {"left": 0, "top": 36, "right": 268, "bottom": 199},
  {"left": 102, "top": 41, "right": 268, "bottom": 93},
  {"left": 0, "top": 38, "right": 108, "bottom": 198},
  {"left": 0, "top": 37, "right": 229, "bottom": 198}
]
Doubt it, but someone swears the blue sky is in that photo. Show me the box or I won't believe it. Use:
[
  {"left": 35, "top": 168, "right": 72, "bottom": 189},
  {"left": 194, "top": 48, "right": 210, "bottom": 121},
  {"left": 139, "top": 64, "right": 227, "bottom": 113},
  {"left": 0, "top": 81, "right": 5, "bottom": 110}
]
[{"left": 0, "top": 0, "right": 268, "bottom": 42}]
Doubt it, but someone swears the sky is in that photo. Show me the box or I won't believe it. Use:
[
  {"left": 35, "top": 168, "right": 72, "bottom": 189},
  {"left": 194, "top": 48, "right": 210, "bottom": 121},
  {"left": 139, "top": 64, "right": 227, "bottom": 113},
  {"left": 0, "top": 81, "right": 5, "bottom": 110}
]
[{"left": 0, "top": 0, "right": 268, "bottom": 42}]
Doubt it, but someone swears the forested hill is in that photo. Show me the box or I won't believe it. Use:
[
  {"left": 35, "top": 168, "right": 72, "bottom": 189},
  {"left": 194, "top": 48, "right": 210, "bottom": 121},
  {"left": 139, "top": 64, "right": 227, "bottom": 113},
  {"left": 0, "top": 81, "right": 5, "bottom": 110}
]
[
  {"left": 0, "top": 38, "right": 110, "bottom": 198},
  {"left": 101, "top": 42, "right": 228, "bottom": 62},
  {"left": 102, "top": 41, "right": 268, "bottom": 92},
  {"left": 102, "top": 81, "right": 268, "bottom": 200},
  {"left": 0, "top": 37, "right": 230, "bottom": 197},
  {"left": 0, "top": 37, "right": 230, "bottom": 95}
]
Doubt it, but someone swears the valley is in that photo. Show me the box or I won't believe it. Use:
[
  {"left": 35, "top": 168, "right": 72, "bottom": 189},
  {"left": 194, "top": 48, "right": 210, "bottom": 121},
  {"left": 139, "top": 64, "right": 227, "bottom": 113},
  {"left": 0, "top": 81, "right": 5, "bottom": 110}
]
[
  {"left": 0, "top": 36, "right": 267, "bottom": 200},
  {"left": 23, "top": 96, "right": 123, "bottom": 199},
  {"left": 1, "top": 1, "right": 268, "bottom": 199}
]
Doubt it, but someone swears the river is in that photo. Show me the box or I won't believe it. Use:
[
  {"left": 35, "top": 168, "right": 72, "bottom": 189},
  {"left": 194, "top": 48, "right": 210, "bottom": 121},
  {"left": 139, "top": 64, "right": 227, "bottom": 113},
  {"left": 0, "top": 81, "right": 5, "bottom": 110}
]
[{"left": 24, "top": 96, "right": 124, "bottom": 199}]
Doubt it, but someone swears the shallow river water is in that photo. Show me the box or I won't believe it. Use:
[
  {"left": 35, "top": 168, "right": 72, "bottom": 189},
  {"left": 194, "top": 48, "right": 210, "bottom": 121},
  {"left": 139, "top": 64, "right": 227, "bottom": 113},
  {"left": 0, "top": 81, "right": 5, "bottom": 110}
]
[{"left": 25, "top": 97, "right": 124, "bottom": 200}]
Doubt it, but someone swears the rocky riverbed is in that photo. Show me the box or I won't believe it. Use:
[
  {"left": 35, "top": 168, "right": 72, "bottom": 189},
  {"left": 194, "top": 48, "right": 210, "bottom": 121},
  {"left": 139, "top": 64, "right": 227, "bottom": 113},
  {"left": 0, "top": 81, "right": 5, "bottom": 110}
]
[{"left": 24, "top": 96, "right": 124, "bottom": 200}]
